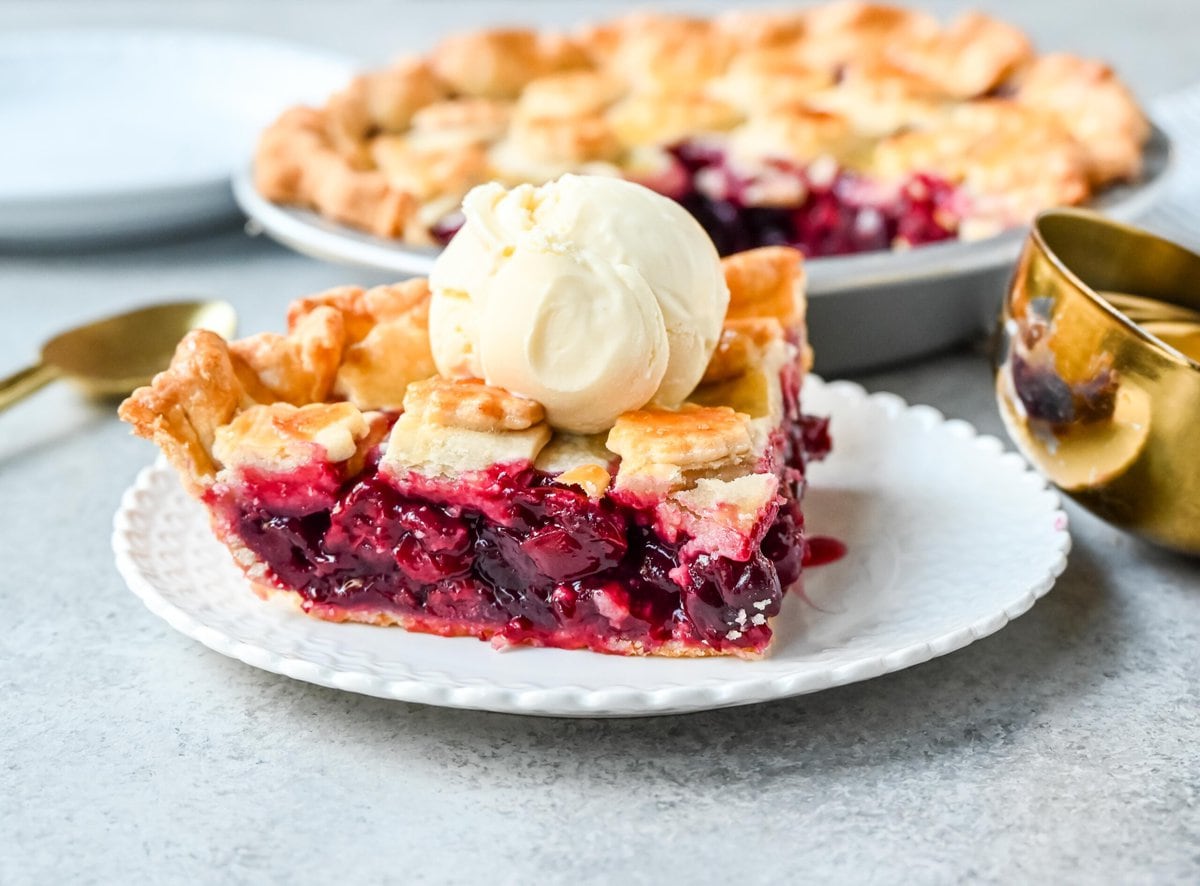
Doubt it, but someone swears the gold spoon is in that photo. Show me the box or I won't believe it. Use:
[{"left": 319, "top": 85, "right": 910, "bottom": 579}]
[{"left": 0, "top": 300, "right": 237, "bottom": 412}]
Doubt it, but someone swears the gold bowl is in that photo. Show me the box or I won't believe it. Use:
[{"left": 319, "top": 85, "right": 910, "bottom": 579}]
[{"left": 995, "top": 208, "right": 1200, "bottom": 555}]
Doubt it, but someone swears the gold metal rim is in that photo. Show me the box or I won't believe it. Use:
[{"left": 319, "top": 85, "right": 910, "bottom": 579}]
[{"left": 1031, "top": 208, "right": 1200, "bottom": 371}]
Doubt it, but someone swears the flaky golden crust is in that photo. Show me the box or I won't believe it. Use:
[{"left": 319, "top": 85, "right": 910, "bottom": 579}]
[
  {"left": 555, "top": 463, "right": 613, "bottom": 499},
  {"left": 254, "top": 107, "right": 322, "bottom": 201},
  {"left": 702, "top": 318, "right": 787, "bottom": 385},
  {"left": 592, "top": 14, "right": 737, "bottom": 94},
  {"left": 590, "top": 247, "right": 807, "bottom": 500},
  {"left": 713, "top": 9, "right": 811, "bottom": 50},
  {"left": 872, "top": 100, "right": 1090, "bottom": 231},
  {"left": 516, "top": 70, "right": 625, "bottom": 119},
  {"left": 213, "top": 402, "right": 371, "bottom": 472},
  {"left": 284, "top": 280, "right": 436, "bottom": 411},
  {"left": 886, "top": 11, "right": 1033, "bottom": 99},
  {"left": 123, "top": 249, "right": 807, "bottom": 497},
  {"left": 255, "top": 107, "right": 416, "bottom": 239},
  {"left": 509, "top": 113, "right": 623, "bottom": 164},
  {"left": 323, "top": 77, "right": 374, "bottom": 166},
  {"left": 799, "top": 2, "right": 940, "bottom": 70},
  {"left": 402, "top": 376, "right": 546, "bottom": 432},
  {"left": 119, "top": 330, "right": 254, "bottom": 494},
  {"left": 229, "top": 306, "right": 344, "bottom": 406},
  {"left": 722, "top": 246, "right": 806, "bottom": 325},
  {"left": 120, "top": 280, "right": 439, "bottom": 493},
  {"left": 431, "top": 29, "right": 588, "bottom": 99},
  {"left": 370, "top": 135, "right": 491, "bottom": 203},
  {"left": 288, "top": 278, "right": 430, "bottom": 335},
  {"left": 608, "top": 93, "right": 743, "bottom": 148},
  {"left": 381, "top": 377, "right": 553, "bottom": 477},
  {"left": 727, "top": 106, "right": 859, "bottom": 175},
  {"left": 363, "top": 59, "right": 449, "bottom": 132},
  {"left": 607, "top": 405, "right": 756, "bottom": 479},
  {"left": 409, "top": 97, "right": 513, "bottom": 144},
  {"left": 707, "top": 50, "right": 834, "bottom": 115},
  {"left": 1015, "top": 54, "right": 1150, "bottom": 185},
  {"left": 254, "top": 5, "right": 1147, "bottom": 243}
]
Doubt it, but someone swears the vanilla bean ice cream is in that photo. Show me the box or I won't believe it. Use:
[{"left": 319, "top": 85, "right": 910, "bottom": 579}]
[{"left": 427, "top": 174, "right": 729, "bottom": 434}]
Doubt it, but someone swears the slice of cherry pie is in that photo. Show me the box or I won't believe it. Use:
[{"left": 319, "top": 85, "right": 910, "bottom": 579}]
[
  {"left": 253, "top": 3, "right": 1148, "bottom": 257},
  {"left": 120, "top": 245, "right": 829, "bottom": 658}
]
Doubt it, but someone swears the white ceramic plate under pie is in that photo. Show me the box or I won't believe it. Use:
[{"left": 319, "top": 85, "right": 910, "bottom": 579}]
[{"left": 113, "top": 378, "right": 1070, "bottom": 717}]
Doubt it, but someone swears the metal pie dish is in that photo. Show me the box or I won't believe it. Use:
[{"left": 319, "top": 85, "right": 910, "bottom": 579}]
[
  {"left": 995, "top": 206, "right": 1200, "bottom": 555},
  {"left": 233, "top": 125, "right": 1172, "bottom": 375}
]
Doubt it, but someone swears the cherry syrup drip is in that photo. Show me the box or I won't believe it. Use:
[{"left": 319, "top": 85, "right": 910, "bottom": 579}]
[{"left": 802, "top": 536, "right": 847, "bottom": 568}]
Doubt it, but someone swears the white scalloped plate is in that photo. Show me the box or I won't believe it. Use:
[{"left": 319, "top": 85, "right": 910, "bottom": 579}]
[{"left": 112, "top": 379, "right": 1070, "bottom": 717}]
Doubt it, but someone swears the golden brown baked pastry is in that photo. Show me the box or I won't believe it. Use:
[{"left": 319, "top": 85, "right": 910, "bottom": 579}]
[{"left": 254, "top": 3, "right": 1148, "bottom": 256}]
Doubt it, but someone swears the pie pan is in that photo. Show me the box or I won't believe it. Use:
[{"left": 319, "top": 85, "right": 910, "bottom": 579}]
[
  {"left": 232, "top": 125, "right": 1171, "bottom": 375},
  {"left": 995, "top": 208, "right": 1200, "bottom": 555}
]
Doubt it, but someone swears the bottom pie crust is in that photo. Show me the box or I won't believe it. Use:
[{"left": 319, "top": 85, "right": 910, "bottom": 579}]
[{"left": 248, "top": 582, "right": 788, "bottom": 660}]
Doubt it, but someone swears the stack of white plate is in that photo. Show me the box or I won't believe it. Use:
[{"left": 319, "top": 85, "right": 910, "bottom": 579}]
[{"left": 0, "top": 30, "right": 354, "bottom": 244}]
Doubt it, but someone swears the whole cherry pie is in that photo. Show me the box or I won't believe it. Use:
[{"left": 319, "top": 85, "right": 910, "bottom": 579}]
[
  {"left": 120, "top": 243, "right": 830, "bottom": 658},
  {"left": 254, "top": 3, "right": 1148, "bottom": 257}
]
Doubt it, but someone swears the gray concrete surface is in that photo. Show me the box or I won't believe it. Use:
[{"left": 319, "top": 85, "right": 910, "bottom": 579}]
[{"left": 1, "top": 2, "right": 1198, "bottom": 884}]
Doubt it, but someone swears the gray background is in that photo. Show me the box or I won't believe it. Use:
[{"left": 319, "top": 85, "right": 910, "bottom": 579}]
[{"left": 2, "top": 2, "right": 1198, "bottom": 884}]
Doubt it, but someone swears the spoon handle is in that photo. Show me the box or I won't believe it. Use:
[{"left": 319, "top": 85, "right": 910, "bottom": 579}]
[{"left": 0, "top": 362, "right": 60, "bottom": 412}]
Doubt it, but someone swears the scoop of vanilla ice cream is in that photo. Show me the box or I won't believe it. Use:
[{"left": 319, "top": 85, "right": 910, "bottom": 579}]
[{"left": 428, "top": 174, "right": 729, "bottom": 434}]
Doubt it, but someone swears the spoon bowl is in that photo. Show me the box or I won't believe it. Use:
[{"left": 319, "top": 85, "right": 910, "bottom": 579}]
[
  {"left": 42, "top": 301, "right": 237, "bottom": 396},
  {"left": 0, "top": 300, "right": 237, "bottom": 410}
]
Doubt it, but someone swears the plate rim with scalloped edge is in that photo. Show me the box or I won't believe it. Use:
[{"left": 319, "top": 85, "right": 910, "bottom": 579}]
[{"left": 112, "top": 377, "right": 1070, "bottom": 717}]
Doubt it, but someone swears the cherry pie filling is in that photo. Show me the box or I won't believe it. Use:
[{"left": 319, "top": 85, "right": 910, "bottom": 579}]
[
  {"left": 662, "top": 142, "right": 962, "bottom": 258},
  {"left": 205, "top": 412, "right": 830, "bottom": 656},
  {"left": 430, "top": 140, "right": 962, "bottom": 258}
]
